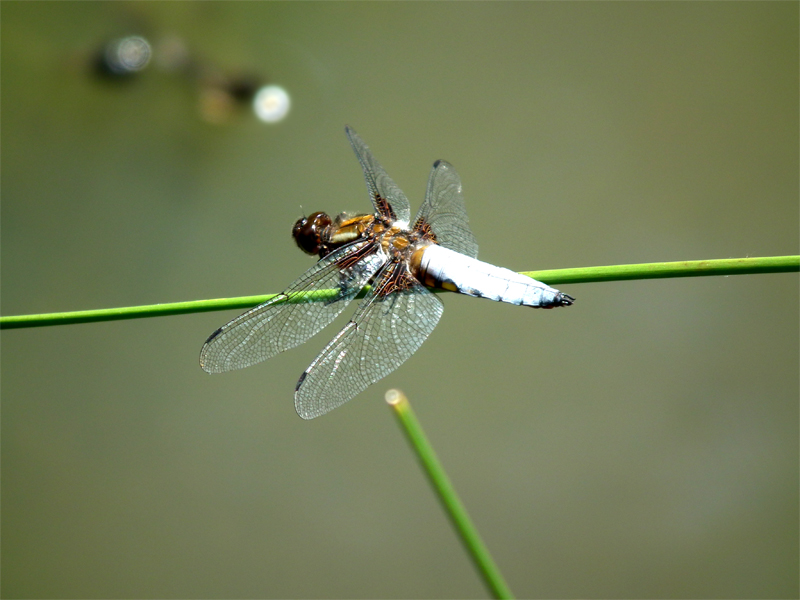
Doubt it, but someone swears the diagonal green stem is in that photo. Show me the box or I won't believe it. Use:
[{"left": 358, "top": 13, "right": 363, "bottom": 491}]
[
  {"left": 1, "top": 255, "right": 797, "bottom": 329},
  {"left": 386, "top": 389, "right": 514, "bottom": 600}
]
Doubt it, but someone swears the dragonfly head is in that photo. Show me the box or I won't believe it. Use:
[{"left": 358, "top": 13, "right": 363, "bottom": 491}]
[{"left": 293, "top": 212, "right": 332, "bottom": 256}]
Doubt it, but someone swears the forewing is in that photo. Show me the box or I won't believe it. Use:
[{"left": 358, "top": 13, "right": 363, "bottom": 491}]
[
  {"left": 294, "top": 261, "right": 444, "bottom": 419},
  {"left": 414, "top": 160, "right": 479, "bottom": 259},
  {"left": 345, "top": 126, "right": 411, "bottom": 224},
  {"left": 200, "top": 240, "right": 385, "bottom": 373}
]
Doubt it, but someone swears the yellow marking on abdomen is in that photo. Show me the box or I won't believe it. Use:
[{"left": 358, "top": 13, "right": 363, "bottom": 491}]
[{"left": 440, "top": 281, "right": 458, "bottom": 292}]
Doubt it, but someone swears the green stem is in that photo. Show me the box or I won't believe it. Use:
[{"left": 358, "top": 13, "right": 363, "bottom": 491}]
[
  {"left": 386, "top": 389, "right": 514, "bottom": 600},
  {"left": 2, "top": 255, "right": 797, "bottom": 329},
  {"left": 522, "top": 255, "right": 799, "bottom": 285}
]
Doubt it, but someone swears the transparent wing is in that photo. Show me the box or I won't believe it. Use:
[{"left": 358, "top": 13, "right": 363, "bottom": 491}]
[
  {"left": 345, "top": 126, "right": 411, "bottom": 224},
  {"left": 294, "top": 261, "right": 444, "bottom": 419},
  {"left": 413, "top": 159, "right": 479, "bottom": 259},
  {"left": 200, "top": 240, "right": 386, "bottom": 373}
]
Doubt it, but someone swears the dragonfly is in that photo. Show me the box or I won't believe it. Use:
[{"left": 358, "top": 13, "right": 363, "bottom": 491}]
[{"left": 200, "top": 127, "right": 574, "bottom": 419}]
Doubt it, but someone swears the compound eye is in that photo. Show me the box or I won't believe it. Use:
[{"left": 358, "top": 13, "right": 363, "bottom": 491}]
[{"left": 292, "top": 212, "right": 331, "bottom": 255}]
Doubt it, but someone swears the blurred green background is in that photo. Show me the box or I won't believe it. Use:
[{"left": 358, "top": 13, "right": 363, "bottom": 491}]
[{"left": 2, "top": 2, "right": 797, "bottom": 598}]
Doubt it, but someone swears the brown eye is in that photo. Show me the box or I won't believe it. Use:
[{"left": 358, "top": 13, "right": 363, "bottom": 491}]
[{"left": 292, "top": 212, "right": 331, "bottom": 255}]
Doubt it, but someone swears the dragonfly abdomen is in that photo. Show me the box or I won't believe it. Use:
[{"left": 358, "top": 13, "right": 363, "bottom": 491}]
[{"left": 416, "top": 244, "right": 573, "bottom": 308}]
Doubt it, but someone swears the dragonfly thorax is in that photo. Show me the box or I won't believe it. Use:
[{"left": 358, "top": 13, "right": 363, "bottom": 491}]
[{"left": 376, "top": 223, "right": 433, "bottom": 267}]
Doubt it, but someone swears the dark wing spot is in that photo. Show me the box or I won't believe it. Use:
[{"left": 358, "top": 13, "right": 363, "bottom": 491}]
[
  {"left": 295, "top": 370, "right": 309, "bottom": 392},
  {"left": 205, "top": 327, "right": 224, "bottom": 344}
]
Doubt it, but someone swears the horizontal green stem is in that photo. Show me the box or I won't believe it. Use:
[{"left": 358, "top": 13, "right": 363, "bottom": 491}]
[
  {"left": 2, "top": 255, "right": 796, "bottom": 329},
  {"left": 386, "top": 389, "right": 514, "bottom": 599},
  {"left": 522, "top": 255, "right": 799, "bottom": 285}
]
